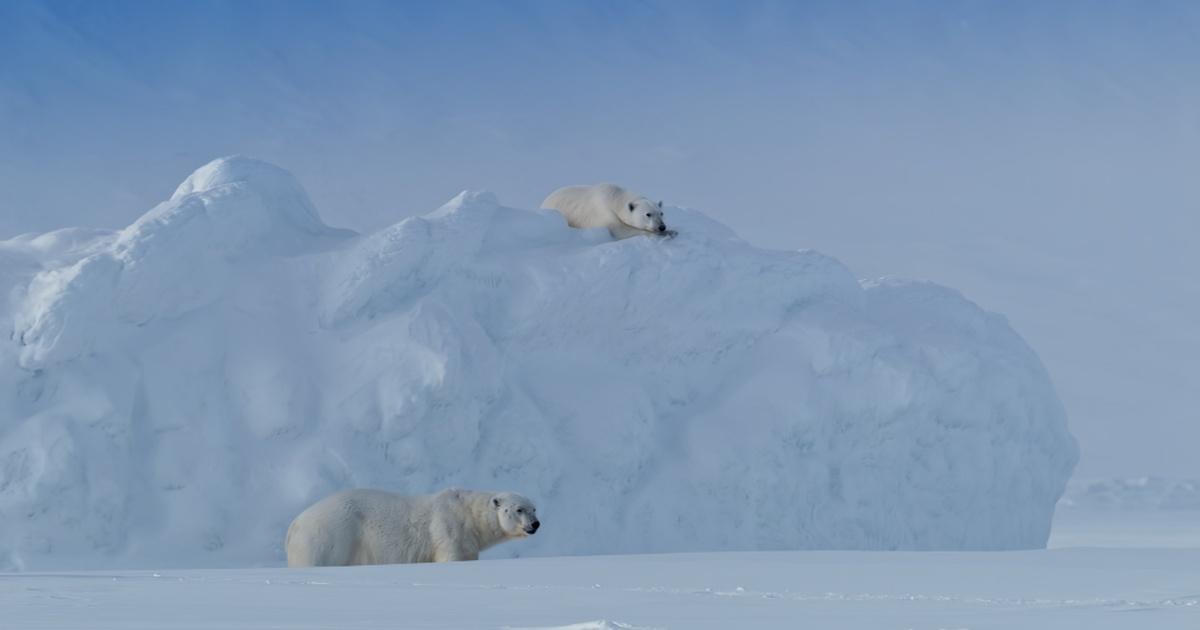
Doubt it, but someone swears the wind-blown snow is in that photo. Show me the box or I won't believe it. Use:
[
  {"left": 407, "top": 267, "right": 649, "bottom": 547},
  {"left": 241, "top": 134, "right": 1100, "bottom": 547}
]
[{"left": 0, "top": 157, "right": 1077, "bottom": 570}]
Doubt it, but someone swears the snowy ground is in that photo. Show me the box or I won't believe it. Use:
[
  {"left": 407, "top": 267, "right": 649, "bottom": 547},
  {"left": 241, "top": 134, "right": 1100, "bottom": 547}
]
[{"left": 5, "top": 542, "right": 1198, "bottom": 629}]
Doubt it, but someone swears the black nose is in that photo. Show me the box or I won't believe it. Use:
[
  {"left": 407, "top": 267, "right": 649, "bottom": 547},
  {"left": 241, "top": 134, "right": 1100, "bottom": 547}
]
[
  {"left": 657, "top": 225, "right": 666, "bottom": 232},
  {"left": 530, "top": 521, "right": 540, "bottom": 532}
]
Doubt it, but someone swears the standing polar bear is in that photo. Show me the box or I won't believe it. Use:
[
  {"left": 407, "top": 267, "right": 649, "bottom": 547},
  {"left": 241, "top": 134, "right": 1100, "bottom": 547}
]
[
  {"left": 542, "top": 183, "right": 674, "bottom": 240},
  {"left": 285, "top": 488, "right": 540, "bottom": 567}
]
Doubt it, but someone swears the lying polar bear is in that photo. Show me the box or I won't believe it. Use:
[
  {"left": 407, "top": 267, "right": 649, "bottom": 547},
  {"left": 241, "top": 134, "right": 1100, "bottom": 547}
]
[
  {"left": 542, "top": 183, "right": 675, "bottom": 240},
  {"left": 285, "top": 488, "right": 540, "bottom": 566}
]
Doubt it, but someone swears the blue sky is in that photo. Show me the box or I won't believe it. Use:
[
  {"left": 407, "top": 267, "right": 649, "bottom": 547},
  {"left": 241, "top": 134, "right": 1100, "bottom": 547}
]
[
  {"left": 2, "top": 1, "right": 1198, "bottom": 477},
  {"left": 5, "top": 1, "right": 1196, "bottom": 234}
]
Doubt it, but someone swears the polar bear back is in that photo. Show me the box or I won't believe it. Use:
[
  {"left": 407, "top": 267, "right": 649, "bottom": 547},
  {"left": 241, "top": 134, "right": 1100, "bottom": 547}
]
[
  {"left": 542, "top": 183, "right": 635, "bottom": 231},
  {"left": 285, "top": 488, "right": 521, "bottom": 567},
  {"left": 285, "top": 489, "right": 433, "bottom": 566}
]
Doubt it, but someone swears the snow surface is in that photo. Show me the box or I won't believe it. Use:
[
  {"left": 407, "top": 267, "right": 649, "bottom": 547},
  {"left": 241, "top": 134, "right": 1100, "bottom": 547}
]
[
  {"left": 4, "top": 549, "right": 1198, "bottom": 629},
  {"left": 0, "top": 157, "right": 1077, "bottom": 570}
]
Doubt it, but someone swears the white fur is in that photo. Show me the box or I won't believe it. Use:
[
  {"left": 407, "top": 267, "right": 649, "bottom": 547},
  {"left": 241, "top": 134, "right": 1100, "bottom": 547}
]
[
  {"left": 285, "top": 488, "right": 539, "bottom": 567},
  {"left": 542, "top": 183, "right": 672, "bottom": 240}
]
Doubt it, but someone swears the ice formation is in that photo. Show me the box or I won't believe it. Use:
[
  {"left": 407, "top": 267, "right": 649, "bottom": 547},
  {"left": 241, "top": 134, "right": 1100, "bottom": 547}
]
[{"left": 0, "top": 157, "right": 1078, "bottom": 569}]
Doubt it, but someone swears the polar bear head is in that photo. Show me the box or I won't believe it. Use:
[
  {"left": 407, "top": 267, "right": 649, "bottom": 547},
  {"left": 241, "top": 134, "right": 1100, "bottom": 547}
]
[
  {"left": 623, "top": 198, "right": 668, "bottom": 234},
  {"left": 492, "top": 492, "right": 540, "bottom": 537}
]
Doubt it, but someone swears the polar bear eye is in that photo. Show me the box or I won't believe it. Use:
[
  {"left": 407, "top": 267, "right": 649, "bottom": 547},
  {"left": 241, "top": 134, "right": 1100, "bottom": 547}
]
[
  {"left": 516, "top": 508, "right": 524, "bottom": 515},
  {"left": 628, "top": 202, "right": 636, "bottom": 212}
]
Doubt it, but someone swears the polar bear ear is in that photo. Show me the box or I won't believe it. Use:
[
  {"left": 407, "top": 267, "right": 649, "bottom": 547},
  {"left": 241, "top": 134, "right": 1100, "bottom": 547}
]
[
  {"left": 492, "top": 496, "right": 501, "bottom": 509},
  {"left": 628, "top": 202, "right": 636, "bottom": 212},
  {"left": 657, "top": 200, "right": 663, "bottom": 208}
]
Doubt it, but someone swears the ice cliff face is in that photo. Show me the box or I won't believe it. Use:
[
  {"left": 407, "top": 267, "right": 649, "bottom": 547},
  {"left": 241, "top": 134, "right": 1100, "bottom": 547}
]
[{"left": 0, "top": 157, "right": 1077, "bottom": 569}]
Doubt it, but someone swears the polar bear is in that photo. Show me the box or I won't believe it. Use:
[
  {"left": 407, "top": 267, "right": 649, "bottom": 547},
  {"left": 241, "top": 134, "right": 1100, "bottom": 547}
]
[
  {"left": 285, "top": 488, "right": 540, "bottom": 567},
  {"left": 542, "top": 183, "right": 674, "bottom": 240}
]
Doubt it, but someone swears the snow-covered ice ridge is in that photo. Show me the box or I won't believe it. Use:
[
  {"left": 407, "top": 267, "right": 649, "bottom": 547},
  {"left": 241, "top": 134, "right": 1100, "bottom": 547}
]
[
  {"left": 0, "top": 157, "right": 1077, "bottom": 569},
  {"left": 1060, "top": 477, "right": 1200, "bottom": 511}
]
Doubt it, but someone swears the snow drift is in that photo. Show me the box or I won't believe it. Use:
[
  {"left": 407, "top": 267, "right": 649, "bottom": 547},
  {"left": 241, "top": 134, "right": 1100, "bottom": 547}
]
[{"left": 0, "top": 157, "right": 1078, "bottom": 569}]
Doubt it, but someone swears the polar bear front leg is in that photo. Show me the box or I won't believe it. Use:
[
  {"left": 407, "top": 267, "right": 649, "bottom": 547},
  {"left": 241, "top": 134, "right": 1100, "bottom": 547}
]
[
  {"left": 429, "top": 516, "right": 480, "bottom": 563},
  {"left": 609, "top": 223, "right": 677, "bottom": 240},
  {"left": 607, "top": 223, "right": 644, "bottom": 240},
  {"left": 432, "top": 543, "right": 478, "bottom": 563}
]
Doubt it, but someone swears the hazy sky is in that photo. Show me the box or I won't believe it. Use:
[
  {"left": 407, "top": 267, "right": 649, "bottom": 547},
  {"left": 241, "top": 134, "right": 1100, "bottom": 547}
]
[{"left": 2, "top": 1, "right": 1197, "bottom": 478}]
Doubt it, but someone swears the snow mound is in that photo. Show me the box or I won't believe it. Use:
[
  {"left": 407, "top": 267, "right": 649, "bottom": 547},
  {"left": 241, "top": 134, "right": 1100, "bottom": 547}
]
[
  {"left": 0, "top": 158, "right": 1077, "bottom": 570},
  {"left": 1060, "top": 477, "right": 1200, "bottom": 511}
]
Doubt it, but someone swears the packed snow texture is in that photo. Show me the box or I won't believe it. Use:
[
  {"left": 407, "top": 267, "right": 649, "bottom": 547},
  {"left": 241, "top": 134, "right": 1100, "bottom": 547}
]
[
  {"left": 6, "top": 550, "right": 1200, "bottom": 629},
  {"left": 0, "top": 157, "right": 1078, "bottom": 569}
]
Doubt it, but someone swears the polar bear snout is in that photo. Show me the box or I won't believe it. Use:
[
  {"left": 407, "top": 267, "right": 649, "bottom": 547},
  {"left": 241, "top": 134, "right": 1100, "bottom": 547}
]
[
  {"left": 657, "top": 224, "right": 667, "bottom": 233},
  {"left": 525, "top": 520, "right": 541, "bottom": 535}
]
